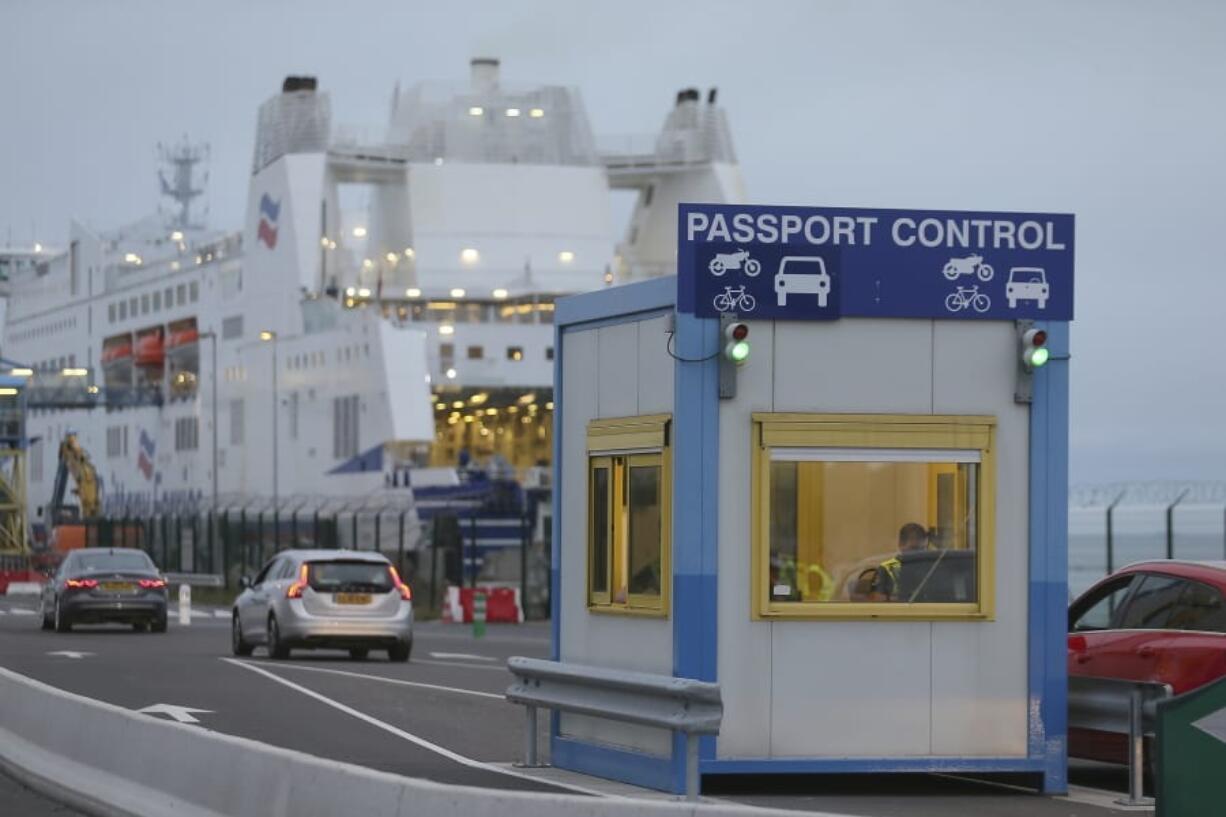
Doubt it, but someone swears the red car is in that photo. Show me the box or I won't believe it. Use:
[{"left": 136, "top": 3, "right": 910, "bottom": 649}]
[{"left": 1067, "top": 560, "right": 1226, "bottom": 763}]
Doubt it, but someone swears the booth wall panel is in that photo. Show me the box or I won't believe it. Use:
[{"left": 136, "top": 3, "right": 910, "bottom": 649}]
[
  {"left": 557, "top": 320, "right": 675, "bottom": 757},
  {"left": 770, "top": 621, "right": 933, "bottom": 757},
  {"left": 930, "top": 322, "right": 1029, "bottom": 755},
  {"left": 596, "top": 322, "right": 639, "bottom": 419},
  {"left": 636, "top": 315, "right": 674, "bottom": 414},
  {"left": 771, "top": 320, "right": 933, "bottom": 413},
  {"left": 716, "top": 320, "right": 776, "bottom": 758}
]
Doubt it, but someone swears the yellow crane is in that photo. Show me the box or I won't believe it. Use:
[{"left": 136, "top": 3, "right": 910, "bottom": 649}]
[{"left": 49, "top": 431, "right": 100, "bottom": 551}]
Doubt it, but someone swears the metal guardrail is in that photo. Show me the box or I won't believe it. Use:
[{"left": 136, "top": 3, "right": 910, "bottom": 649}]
[
  {"left": 1069, "top": 675, "right": 1172, "bottom": 807},
  {"left": 163, "top": 572, "right": 224, "bottom": 588},
  {"left": 505, "top": 656, "right": 722, "bottom": 800}
]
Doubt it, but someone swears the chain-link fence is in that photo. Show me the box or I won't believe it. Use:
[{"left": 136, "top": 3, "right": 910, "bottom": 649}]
[{"left": 1069, "top": 482, "right": 1226, "bottom": 597}]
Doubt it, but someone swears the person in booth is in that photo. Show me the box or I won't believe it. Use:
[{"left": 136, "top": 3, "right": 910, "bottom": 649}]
[{"left": 871, "top": 522, "right": 930, "bottom": 601}]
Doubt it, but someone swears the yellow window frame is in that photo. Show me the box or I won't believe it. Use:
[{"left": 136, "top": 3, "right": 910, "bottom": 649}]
[
  {"left": 587, "top": 415, "right": 672, "bottom": 617},
  {"left": 751, "top": 413, "right": 996, "bottom": 621}
]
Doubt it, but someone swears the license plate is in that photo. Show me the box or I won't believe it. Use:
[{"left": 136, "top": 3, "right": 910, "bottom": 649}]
[
  {"left": 335, "top": 593, "right": 371, "bottom": 605},
  {"left": 102, "top": 582, "right": 134, "bottom": 592}
]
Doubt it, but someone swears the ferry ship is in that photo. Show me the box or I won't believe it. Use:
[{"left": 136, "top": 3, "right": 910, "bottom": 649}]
[{"left": 0, "top": 59, "right": 745, "bottom": 538}]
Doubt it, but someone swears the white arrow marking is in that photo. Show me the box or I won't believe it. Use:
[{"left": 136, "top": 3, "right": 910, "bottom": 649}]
[
  {"left": 1193, "top": 705, "right": 1226, "bottom": 744},
  {"left": 10, "top": 609, "right": 35, "bottom": 616},
  {"left": 136, "top": 704, "right": 213, "bottom": 724},
  {"left": 46, "top": 651, "right": 94, "bottom": 659},
  {"left": 428, "top": 652, "right": 496, "bottom": 662}
]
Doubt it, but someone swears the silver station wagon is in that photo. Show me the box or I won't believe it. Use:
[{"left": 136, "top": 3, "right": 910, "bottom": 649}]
[{"left": 231, "top": 549, "right": 413, "bottom": 662}]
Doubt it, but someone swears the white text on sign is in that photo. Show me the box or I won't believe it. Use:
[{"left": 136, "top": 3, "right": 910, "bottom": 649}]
[{"left": 686, "top": 212, "right": 1067, "bottom": 251}]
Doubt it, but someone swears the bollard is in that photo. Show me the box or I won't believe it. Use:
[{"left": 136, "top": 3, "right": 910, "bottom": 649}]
[
  {"left": 178, "top": 584, "right": 192, "bottom": 627},
  {"left": 472, "top": 589, "right": 487, "bottom": 638},
  {"left": 1115, "top": 686, "right": 1152, "bottom": 808}
]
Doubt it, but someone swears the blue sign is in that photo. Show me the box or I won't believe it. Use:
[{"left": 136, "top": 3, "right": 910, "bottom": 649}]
[{"left": 677, "top": 204, "right": 1074, "bottom": 321}]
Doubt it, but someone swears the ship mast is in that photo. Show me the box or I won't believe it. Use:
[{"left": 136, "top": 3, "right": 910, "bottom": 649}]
[{"left": 157, "top": 138, "right": 209, "bottom": 229}]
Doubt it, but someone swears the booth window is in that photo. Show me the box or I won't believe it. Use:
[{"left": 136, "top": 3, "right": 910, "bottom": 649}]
[
  {"left": 587, "top": 414, "right": 671, "bottom": 615},
  {"left": 752, "top": 414, "right": 995, "bottom": 620}
]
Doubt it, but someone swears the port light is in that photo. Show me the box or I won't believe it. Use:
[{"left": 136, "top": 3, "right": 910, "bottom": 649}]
[
  {"left": 124, "top": 253, "right": 142, "bottom": 265},
  {"left": 386, "top": 252, "right": 398, "bottom": 263},
  {"left": 529, "top": 108, "right": 544, "bottom": 118},
  {"left": 439, "top": 325, "right": 455, "bottom": 336},
  {"left": 492, "top": 288, "right": 508, "bottom": 299},
  {"left": 404, "top": 247, "right": 415, "bottom": 258},
  {"left": 33, "top": 242, "right": 43, "bottom": 253},
  {"left": 558, "top": 251, "right": 575, "bottom": 263},
  {"left": 171, "top": 230, "right": 184, "bottom": 242},
  {"left": 505, "top": 107, "right": 521, "bottom": 117},
  {"left": 405, "top": 288, "right": 421, "bottom": 298},
  {"left": 357, "top": 287, "right": 372, "bottom": 298},
  {"left": 9, "top": 368, "right": 32, "bottom": 377},
  {"left": 259, "top": 330, "right": 276, "bottom": 342},
  {"left": 352, "top": 226, "right": 367, "bottom": 238},
  {"left": 460, "top": 248, "right": 479, "bottom": 265},
  {"left": 469, "top": 106, "right": 484, "bottom": 116},
  {"left": 445, "top": 368, "right": 457, "bottom": 379},
  {"left": 62, "top": 368, "right": 88, "bottom": 377},
  {"left": 0, "top": 388, "right": 18, "bottom": 396},
  {"left": 450, "top": 288, "right": 467, "bottom": 298}
]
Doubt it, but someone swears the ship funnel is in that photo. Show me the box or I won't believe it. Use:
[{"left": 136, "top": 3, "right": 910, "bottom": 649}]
[
  {"left": 708, "top": 88, "right": 718, "bottom": 105},
  {"left": 282, "top": 76, "right": 318, "bottom": 93},
  {"left": 470, "top": 58, "right": 500, "bottom": 92},
  {"left": 674, "top": 88, "right": 700, "bottom": 107}
]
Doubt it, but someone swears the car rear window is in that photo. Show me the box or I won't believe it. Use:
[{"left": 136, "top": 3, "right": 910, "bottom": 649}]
[
  {"left": 73, "top": 552, "right": 155, "bottom": 573},
  {"left": 307, "top": 560, "right": 393, "bottom": 593}
]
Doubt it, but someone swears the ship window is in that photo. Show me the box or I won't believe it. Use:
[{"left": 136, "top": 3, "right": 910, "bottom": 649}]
[
  {"left": 644, "top": 184, "right": 655, "bottom": 207},
  {"left": 546, "top": 347, "right": 555, "bottom": 361},
  {"left": 129, "top": 297, "right": 138, "bottom": 316},
  {"left": 153, "top": 291, "right": 161, "bottom": 311},
  {"left": 164, "top": 287, "right": 173, "bottom": 307},
  {"left": 288, "top": 392, "right": 299, "bottom": 441},
  {"left": 30, "top": 439, "right": 43, "bottom": 483},
  {"left": 439, "top": 343, "right": 455, "bottom": 360},
  {"left": 507, "top": 346, "right": 524, "bottom": 362},
  {"left": 222, "top": 315, "right": 243, "bottom": 340},
  {"left": 106, "top": 427, "right": 123, "bottom": 458},
  {"left": 141, "top": 294, "right": 150, "bottom": 315},
  {"left": 333, "top": 395, "right": 359, "bottom": 460},
  {"left": 230, "top": 399, "right": 244, "bottom": 445},
  {"left": 189, "top": 281, "right": 199, "bottom": 302},
  {"left": 108, "top": 303, "right": 116, "bottom": 323},
  {"left": 174, "top": 417, "right": 199, "bottom": 451},
  {"left": 118, "top": 301, "right": 127, "bottom": 321},
  {"left": 176, "top": 284, "right": 186, "bottom": 306},
  {"left": 467, "top": 346, "right": 484, "bottom": 360}
]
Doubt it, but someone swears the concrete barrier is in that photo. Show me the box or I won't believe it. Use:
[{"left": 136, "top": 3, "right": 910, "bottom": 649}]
[
  {"left": 0, "top": 667, "right": 840, "bottom": 817},
  {"left": 3, "top": 581, "right": 43, "bottom": 596}
]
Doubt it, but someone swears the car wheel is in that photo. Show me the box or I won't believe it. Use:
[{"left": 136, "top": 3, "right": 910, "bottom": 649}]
[
  {"left": 266, "top": 616, "right": 289, "bottom": 659},
  {"left": 40, "top": 601, "right": 53, "bottom": 631},
  {"left": 231, "top": 614, "right": 254, "bottom": 657},
  {"left": 150, "top": 613, "right": 168, "bottom": 633},
  {"left": 348, "top": 648, "right": 369, "bottom": 661},
  {"left": 388, "top": 640, "right": 411, "bottom": 663},
  {"left": 54, "top": 599, "right": 72, "bottom": 633}
]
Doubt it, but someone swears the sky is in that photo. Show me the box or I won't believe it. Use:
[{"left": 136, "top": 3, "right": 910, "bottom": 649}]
[{"left": 1, "top": 0, "right": 1224, "bottom": 486}]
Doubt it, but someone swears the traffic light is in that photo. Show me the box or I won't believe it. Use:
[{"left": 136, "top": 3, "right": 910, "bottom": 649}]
[
  {"left": 1015, "top": 321, "right": 1051, "bottom": 403},
  {"left": 1021, "top": 327, "right": 1049, "bottom": 369},
  {"left": 719, "top": 315, "right": 749, "bottom": 399},
  {"left": 723, "top": 321, "right": 750, "bottom": 365}
]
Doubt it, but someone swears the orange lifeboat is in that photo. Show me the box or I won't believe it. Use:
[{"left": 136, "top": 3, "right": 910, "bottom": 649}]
[
  {"left": 166, "top": 326, "right": 199, "bottom": 349},
  {"left": 134, "top": 329, "right": 165, "bottom": 367},
  {"left": 101, "top": 339, "right": 133, "bottom": 365}
]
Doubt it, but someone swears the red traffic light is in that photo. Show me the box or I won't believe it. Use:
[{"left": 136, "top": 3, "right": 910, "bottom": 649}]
[
  {"left": 724, "top": 322, "right": 749, "bottom": 342},
  {"left": 1031, "top": 330, "right": 1047, "bottom": 347}
]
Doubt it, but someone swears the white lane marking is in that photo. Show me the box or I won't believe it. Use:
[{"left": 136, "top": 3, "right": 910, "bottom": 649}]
[
  {"left": 46, "top": 651, "right": 94, "bottom": 659},
  {"left": 269, "top": 662, "right": 503, "bottom": 700},
  {"left": 429, "top": 652, "right": 496, "bottom": 662},
  {"left": 221, "top": 657, "right": 614, "bottom": 799},
  {"left": 213, "top": 610, "right": 230, "bottom": 619},
  {"left": 9, "top": 609, "right": 35, "bottom": 616},
  {"left": 0, "top": 609, "right": 7, "bottom": 615},
  {"left": 136, "top": 704, "right": 213, "bottom": 724}
]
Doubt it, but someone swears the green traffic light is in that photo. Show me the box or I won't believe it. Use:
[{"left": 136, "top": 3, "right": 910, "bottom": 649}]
[
  {"left": 727, "top": 340, "right": 750, "bottom": 363},
  {"left": 1026, "top": 347, "right": 1050, "bottom": 368}
]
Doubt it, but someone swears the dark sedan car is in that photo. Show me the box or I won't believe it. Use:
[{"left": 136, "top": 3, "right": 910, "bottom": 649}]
[{"left": 40, "top": 548, "right": 168, "bottom": 632}]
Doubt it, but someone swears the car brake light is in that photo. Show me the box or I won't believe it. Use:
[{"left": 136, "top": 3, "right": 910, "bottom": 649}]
[
  {"left": 139, "top": 578, "right": 167, "bottom": 589},
  {"left": 287, "top": 564, "right": 309, "bottom": 599},
  {"left": 388, "top": 566, "right": 412, "bottom": 601},
  {"left": 65, "top": 578, "right": 98, "bottom": 589}
]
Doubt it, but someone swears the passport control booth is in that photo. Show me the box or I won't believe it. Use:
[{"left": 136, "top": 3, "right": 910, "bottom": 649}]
[{"left": 549, "top": 203, "right": 1074, "bottom": 795}]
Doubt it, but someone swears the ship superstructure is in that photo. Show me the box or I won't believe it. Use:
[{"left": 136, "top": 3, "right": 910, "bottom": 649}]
[{"left": 0, "top": 59, "right": 745, "bottom": 532}]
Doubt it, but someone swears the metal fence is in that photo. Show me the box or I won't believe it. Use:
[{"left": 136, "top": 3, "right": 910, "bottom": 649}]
[
  {"left": 81, "top": 503, "right": 552, "bottom": 619},
  {"left": 1069, "top": 481, "right": 1226, "bottom": 597}
]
